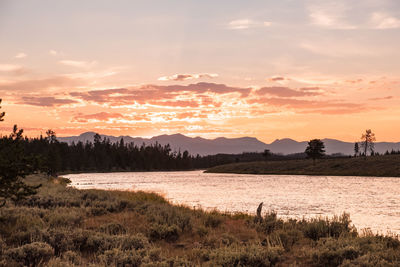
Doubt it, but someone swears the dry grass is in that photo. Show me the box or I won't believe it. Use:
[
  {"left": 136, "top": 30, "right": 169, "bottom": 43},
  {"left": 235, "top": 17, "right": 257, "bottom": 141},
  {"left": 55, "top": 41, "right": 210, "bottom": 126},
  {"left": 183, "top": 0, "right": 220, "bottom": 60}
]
[{"left": 1, "top": 174, "right": 400, "bottom": 266}]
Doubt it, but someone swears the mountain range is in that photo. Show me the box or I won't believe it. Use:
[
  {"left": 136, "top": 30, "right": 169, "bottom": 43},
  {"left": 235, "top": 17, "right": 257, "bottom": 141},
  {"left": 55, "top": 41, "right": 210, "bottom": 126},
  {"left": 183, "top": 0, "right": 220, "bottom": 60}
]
[{"left": 58, "top": 132, "right": 400, "bottom": 156}]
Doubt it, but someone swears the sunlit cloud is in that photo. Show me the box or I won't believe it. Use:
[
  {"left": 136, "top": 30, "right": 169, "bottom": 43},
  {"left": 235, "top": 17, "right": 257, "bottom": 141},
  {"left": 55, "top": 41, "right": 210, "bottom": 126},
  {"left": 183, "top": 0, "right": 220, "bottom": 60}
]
[
  {"left": 370, "top": 12, "right": 400, "bottom": 29},
  {"left": 158, "top": 73, "right": 218, "bottom": 81},
  {"left": 49, "top": 50, "right": 58, "bottom": 56},
  {"left": 228, "top": 19, "right": 272, "bottom": 30},
  {"left": 59, "top": 60, "right": 97, "bottom": 68},
  {"left": 255, "top": 86, "right": 323, "bottom": 97},
  {"left": 18, "top": 96, "right": 78, "bottom": 107},
  {"left": 72, "top": 112, "right": 125, "bottom": 123},
  {"left": 0, "top": 64, "right": 27, "bottom": 75},
  {"left": 368, "top": 96, "right": 394, "bottom": 101},
  {"left": 308, "top": 1, "right": 357, "bottom": 30},
  {"left": 0, "top": 76, "right": 83, "bottom": 93},
  {"left": 15, "top": 52, "right": 27, "bottom": 59}
]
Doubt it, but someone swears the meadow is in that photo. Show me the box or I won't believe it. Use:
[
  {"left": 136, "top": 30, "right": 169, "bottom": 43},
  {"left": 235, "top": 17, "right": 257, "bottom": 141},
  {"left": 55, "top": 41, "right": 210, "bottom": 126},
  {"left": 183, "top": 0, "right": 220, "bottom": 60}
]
[
  {"left": 206, "top": 154, "right": 400, "bottom": 177},
  {"left": 1, "top": 174, "right": 400, "bottom": 266}
]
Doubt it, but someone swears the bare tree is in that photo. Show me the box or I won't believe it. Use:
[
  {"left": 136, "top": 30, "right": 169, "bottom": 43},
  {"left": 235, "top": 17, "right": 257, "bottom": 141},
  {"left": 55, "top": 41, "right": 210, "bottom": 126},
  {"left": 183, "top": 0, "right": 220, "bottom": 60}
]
[{"left": 360, "top": 129, "right": 376, "bottom": 157}]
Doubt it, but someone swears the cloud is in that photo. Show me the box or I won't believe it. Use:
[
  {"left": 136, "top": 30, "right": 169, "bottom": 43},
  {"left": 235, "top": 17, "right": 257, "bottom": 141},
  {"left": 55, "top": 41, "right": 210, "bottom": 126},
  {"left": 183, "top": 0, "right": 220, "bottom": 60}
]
[
  {"left": 59, "top": 60, "right": 97, "bottom": 68},
  {"left": 18, "top": 96, "right": 78, "bottom": 107},
  {"left": 15, "top": 53, "right": 27, "bottom": 59},
  {"left": 248, "top": 97, "right": 367, "bottom": 114},
  {"left": 72, "top": 112, "right": 125, "bottom": 123},
  {"left": 370, "top": 12, "right": 400, "bottom": 29},
  {"left": 158, "top": 73, "right": 218, "bottom": 81},
  {"left": 0, "top": 64, "right": 27, "bottom": 75},
  {"left": 69, "top": 82, "right": 251, "bottom": 107},
  {"left": 0, "top": 76, "right": 82, "bottom": 92},
  {"left": 255, "top": 86, "right": 323, "bottom": 97},
  {"left": 228, "top": 19, "right": 272, "bottom": 30},
  {"left": 368, "top": 96, "right": 393, "bottom": 101},
  {"left": 308, "top": 2, "right": 356, "bottom": 30}
]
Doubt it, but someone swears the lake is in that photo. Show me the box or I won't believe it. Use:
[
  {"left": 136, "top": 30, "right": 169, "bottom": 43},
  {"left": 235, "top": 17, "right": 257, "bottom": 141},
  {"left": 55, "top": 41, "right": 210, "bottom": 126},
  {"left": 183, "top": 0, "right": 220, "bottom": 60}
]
[{"left": 65, "top": 171, "right": 400, "bottom": 234}]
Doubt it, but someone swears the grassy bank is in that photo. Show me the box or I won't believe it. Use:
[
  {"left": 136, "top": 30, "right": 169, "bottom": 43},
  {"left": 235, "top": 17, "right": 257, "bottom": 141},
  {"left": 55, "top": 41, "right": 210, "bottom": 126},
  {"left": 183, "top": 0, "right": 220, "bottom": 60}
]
[
  {"left": 206, "top": 154, "right": 400, "bottom": 177},
  {"left": 1, "top": 175, "right": 400, "bottom": 266}
]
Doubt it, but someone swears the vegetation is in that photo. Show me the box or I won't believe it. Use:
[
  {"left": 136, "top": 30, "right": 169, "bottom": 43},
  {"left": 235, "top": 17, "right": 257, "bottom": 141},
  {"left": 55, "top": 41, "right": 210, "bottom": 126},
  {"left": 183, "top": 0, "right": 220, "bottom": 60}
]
[
  {"left": 0, "top": 99, "right": 41, "bottom": 207},
  {"left": 305, "top": 139, "right": 326, "bottom": 165},
  {"left": 206, "top": 154, "right": 400, "bottom": 177},
  {"left": 360, "top": 129, "right": 376, "bottom": 156},
  {"left": 1, "top": 174, "right": 400, "bottom": 266}
]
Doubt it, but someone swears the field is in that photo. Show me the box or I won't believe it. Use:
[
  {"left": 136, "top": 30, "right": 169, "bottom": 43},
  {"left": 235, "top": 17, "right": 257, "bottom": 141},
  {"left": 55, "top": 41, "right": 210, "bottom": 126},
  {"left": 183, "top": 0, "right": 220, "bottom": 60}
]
[
  {"left": 1, "top": 174, "right": 400, "bottom": 266},
  {"left": 206, "top": 154, "right": 400, "bottom": 177}
]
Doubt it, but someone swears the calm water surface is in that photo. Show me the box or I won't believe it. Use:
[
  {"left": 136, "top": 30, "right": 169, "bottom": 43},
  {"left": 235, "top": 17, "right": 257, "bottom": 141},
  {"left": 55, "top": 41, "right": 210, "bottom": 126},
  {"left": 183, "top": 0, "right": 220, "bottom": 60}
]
[{"left": 65, "top": 171, "right": 400, "bottom": 234}]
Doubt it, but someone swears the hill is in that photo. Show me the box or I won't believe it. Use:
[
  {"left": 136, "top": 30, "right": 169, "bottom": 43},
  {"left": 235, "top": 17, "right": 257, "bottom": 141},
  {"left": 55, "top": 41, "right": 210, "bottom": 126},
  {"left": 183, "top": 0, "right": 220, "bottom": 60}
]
[{"left": 58, "top": 132, "right": 400, "bottom": 156}]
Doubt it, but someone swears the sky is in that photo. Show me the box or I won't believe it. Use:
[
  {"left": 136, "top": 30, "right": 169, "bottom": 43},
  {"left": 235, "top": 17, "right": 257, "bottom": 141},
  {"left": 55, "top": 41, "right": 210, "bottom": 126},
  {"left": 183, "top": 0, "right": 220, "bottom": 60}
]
[{"left": 0, "top": 0, "right": 400, "bottom": 143}]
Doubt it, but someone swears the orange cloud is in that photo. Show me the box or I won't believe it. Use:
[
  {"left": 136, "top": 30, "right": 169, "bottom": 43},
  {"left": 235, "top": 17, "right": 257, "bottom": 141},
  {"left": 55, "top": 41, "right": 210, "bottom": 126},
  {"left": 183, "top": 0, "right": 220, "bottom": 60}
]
[
  {"left": 18, "top": 96, "right": 78, "bottom": 107},
  {"left": 158, "top": 73, "right": 218, "bottom": 81},
  {"left": 69, "top": 82, "right": 251, "bottom": 107},
  {"left": 256, "top": 86, "right": 323, "bottom": 97},
  {"left": 72, "top": 112, "right": 125, "bottom": 123},
  {"left": 0, "top": 76, "right": 82, "bottom": 92}
]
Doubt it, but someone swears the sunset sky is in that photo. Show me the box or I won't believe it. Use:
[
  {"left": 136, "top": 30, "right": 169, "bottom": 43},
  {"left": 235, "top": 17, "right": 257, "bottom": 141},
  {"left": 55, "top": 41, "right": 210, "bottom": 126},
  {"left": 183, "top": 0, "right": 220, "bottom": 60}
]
[{"left": 1, "top": 0, "right": 400, "bottom": 143}]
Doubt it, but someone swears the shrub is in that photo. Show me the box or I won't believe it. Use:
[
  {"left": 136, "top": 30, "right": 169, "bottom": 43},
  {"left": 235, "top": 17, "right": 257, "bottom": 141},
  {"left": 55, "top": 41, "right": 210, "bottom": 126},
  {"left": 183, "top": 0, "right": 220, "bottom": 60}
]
[
  {"left": 149, "top": 224, "right": 179, "bottom": 242},
  {"left": 99, "top": 248, "right": 142, "bottom": 267},
  {"left": 210, "top": 244, "right": 283, "bottom": 266},
  {"left": 257, "top": 212, "right": 283, "bottom": 235},
  {"left": 312, "top": 238, "right": 360, "bottom": 267},
  {"left": 4, "top": 242, "right": 54, "bottom": 266},
  {"left": 100, "top": 223, "right": 127, "bottom": 235},
  {"left": 204, "top": 212, "right": 223, "bottom": 228}
]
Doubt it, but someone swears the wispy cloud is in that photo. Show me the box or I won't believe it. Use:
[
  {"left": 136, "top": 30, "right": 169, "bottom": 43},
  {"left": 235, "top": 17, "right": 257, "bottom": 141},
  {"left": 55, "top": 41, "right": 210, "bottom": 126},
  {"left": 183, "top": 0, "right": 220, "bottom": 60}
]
[
  {"left": 308, "top": 1, "right": 356, "bottom": 29},
  {"left": 228, "top": 19, "right": 271, "bottom": 30},
  {"left": 158, "top": 73, "right": 218, "bottom": 81},
  {"left": 0, "top": 64, "right": 27, "bottom": 75},
  {"left": 0, "top": 76, "right": 82, "bottom": 92},
  {"left": 49, "top": 50, "right": 58, "bottom": 56},
  {"left": 59, "top": 60, "right": 97, "bottom": 68},
  {"left": 370, "top": 12, "right": 400, "bottom": 29},
  {"left": 255, "top": 86, "right": 323, "bottom": 97},
  {"left": 15, "top": 52, "right": 27, "bottom": 59},
  {"left": 18, "top": 96, "right": 78, "bottom": 107}
]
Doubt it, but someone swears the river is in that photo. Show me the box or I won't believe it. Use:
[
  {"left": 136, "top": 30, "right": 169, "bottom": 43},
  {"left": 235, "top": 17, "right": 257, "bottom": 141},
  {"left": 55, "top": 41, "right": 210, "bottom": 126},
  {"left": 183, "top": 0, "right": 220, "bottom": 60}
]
[{"left": 65, "top": 170, "right": 400, "bottom": 234}]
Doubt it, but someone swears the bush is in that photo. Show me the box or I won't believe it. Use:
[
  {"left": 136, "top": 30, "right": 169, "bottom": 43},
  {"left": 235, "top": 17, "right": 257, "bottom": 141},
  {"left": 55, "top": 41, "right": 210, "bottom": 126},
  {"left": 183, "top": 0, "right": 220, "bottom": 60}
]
[
  {"left": 257, "top": 212, "right": 283, "bottom": 235},
  {"left": 210, "top": 244, "right": 283, "bottom": 266},
  {"left": 149, "top": 224, "right": 179, "bottom": 242},
  {"left": 312, "top": 238, "right": 360, "bottom": 267},
  {"left": 99, "top": 248, "right": 142, "bottom": 267},
  {"left": 5, "top": 242, "right": 54, "bottom": 266},
  {"left": 100, "top": 223, "right": 127, "bottom": 235},
  {"left": 204, "top": 212, "right": 223, "bottom": 228}
]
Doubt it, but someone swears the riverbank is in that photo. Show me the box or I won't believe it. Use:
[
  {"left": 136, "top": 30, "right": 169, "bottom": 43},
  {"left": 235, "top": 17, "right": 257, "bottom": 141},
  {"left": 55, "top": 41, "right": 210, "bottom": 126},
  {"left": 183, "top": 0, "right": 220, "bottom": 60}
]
[
  {"left": 206, "top": 154, "right": 400, "bottom": 177},
  {"left": 1, "top": 174, "right": 400, "bottom": 266}
]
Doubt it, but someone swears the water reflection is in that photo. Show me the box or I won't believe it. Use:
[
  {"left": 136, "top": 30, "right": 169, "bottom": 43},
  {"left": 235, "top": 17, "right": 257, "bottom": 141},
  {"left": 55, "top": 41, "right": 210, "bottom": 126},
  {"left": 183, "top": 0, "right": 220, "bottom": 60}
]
[{"left": 65, "top": 171, "right": 400, "bottom": 234}]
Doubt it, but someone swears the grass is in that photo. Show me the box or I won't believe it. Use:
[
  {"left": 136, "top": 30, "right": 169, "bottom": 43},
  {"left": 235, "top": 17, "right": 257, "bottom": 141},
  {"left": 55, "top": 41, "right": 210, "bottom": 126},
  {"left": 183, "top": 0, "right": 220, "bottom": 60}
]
[
  {"left": 206, "top": 154, "right": 400, "bottom": 177},
  {"left": 1, "top": 174, "right": 400, "bottom": 266}
]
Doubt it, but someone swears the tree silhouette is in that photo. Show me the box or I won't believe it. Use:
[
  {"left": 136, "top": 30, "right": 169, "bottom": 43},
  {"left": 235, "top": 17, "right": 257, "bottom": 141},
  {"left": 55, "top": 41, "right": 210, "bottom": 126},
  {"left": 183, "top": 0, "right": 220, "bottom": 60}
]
[
  {"left": 354, "top": 142, "right": 359, "bottom": 157},
  {"left": 262, "top": 149, "right": 272, "bottom": 160},
  {"left": 0, "top": 101, "right": 41, "bottom": 206},
  {"left": 305, "top": 139, "right": 325, "bottom": 165},
  {"left": 360, "top": 129, "right": 376, "bottom": 157}
]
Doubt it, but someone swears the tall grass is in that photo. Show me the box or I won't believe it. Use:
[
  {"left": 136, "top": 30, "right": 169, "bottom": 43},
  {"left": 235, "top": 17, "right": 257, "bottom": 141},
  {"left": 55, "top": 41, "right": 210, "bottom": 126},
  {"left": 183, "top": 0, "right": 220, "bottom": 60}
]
[{"left": 1, "top": 174, "right": 400, "bottom": 266}]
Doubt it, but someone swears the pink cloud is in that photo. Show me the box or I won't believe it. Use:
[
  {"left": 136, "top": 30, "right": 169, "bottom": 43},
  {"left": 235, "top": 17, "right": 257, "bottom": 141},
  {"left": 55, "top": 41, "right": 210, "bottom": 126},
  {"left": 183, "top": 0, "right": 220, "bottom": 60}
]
[{"left": 19, "top": 96, "right": 78, "bottom": 107}]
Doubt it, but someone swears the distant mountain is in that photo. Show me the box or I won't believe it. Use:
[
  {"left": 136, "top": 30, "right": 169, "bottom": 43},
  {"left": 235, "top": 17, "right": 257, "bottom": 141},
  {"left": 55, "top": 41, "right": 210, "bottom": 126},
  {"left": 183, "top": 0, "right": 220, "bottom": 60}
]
[{"left": 58, "top": 132, "right": 400, "bottom": 156}]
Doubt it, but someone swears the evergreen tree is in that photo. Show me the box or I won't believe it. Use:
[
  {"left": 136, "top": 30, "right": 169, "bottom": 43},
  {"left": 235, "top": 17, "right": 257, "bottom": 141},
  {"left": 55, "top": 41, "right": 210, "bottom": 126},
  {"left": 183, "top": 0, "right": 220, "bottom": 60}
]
[
  {"left": 305, "top": 139, "right": 325, "bottom": 165},
  {"left": 354, "top": 142, "right": 359, "bottom": 157}
]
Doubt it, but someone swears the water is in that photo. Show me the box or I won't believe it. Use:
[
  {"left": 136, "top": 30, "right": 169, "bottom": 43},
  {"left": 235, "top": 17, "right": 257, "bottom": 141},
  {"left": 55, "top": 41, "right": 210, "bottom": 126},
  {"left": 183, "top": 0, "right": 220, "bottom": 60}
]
[{"left": 65, "top": 171, "right": 400, "bottom": 234}]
